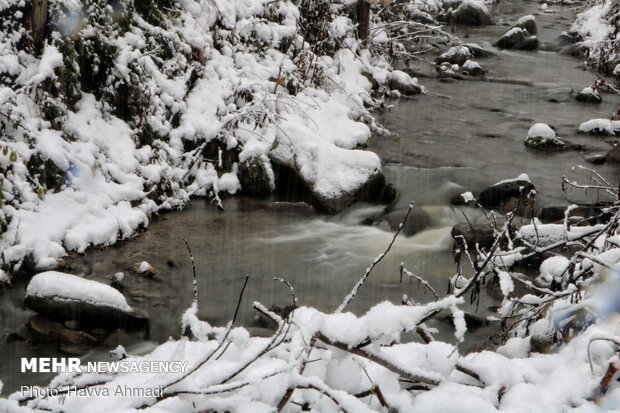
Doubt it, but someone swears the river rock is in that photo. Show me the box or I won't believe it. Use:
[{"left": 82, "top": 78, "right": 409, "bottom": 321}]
[
  {"left": 575, "top": 87, "right": 602, "bottom": 103},
  {"left": 524, "top": 123, "right": 566, "bottom": 150},
  {"left": 461, "top": 60, "right": 485, "bottom": 77},
  {"left": 25, "top": 271, "right": 148, "bottom": 329},
  {"left": 133, "top": 261, "right": 156, "bottom": 277},
  {"left": 383, "top": 206, "right": 432, "bottom": 236},
  {"left": 269, "top": 136, "right": 390, "bottom": 214},
  {"left": 578, "top": 119, "right": 620, "bottom": 135},
  {"left": 606, "top": 144, "right": 620, "bottom": 163},
  {"left": 478, "top": 174, "right": 535, "bottom": 213},
  {"left": 514, "top": 15, "right": 537, "bottom": 35},
  {"left": 556, "top": 31, "right": 577, "bottom": 47},
  {"left": 239, "top": 155, "right": 275, "bottom": 195},
  {"left": 451, "top": 223, "right": 495, "bottom": 248},
  {"left": 585, "top": 153, "right": 606, "bottom": 165},
  {"left": 451, "top": 0, "right": 492, "bottom": 26},
  {"left": 538, "top": 205, "right": 598, "bottom": 225},
  {"left": 28, "top": 316, "right": 98, "bottom": 344},
  {"left": 435, "top": 46, "right": 474, "bottom": 66},
  {"left": 387, "top": 70, "right": 423, "bottom": 96},
  {"left": 464, "top": 43, "right": 495, "bottom": 58},
  {"left": 494, "top": 28, "right": 539, "bottom": 50}
]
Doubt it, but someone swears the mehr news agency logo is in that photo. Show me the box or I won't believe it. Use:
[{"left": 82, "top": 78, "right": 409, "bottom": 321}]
[{"left": 20, "top": 357, "right": 188, "bottom": 399}]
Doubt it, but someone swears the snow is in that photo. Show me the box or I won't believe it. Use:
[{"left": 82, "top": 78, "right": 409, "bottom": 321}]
[
  {"left": 139, "top": 261, "right": 151, "bottom": 273},
  {"left": 497, "top": 270, "right": 515, "bottom": 296},
  {"left": 0, "top": 0, "right": 403, "bottom": 269},
  {"left": 462, "top": 60, "right": 481, "bottom": 71},
  {"left": 538, "top": 256, "right": 570, "bottom": 286},
  {"left": 26, "top": 271, "right": 134, "bottom": 312},
  {"left": 579, "top": 118, "right": 620, "bottom": 135},
  {"left": 517, "top": 15, "right": 535, "bottom": 25},
  {"left": 570, "top": 2, "right": 613, "bottom": 48},
  {"left": 493, "top": 173, "right": 531, "bottom": 186},
  {"left": 461, "top": 191, "right": 475, "bottom": 203},
  {"left": 528, "top": 123, "right": 556, "bottom": 139}
]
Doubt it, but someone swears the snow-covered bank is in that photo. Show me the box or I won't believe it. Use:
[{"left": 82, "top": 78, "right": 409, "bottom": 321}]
[
  {"left": 570, "top": 0, "right": 619, "bottom": 75},
  {"left": 0, "top": 0, "right": 424, "bottom": 275}
]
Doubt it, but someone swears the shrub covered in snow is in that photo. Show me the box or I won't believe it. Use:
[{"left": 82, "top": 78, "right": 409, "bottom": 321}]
[{"left": 0, "top": 0, "right": 432, "bottom": 273}]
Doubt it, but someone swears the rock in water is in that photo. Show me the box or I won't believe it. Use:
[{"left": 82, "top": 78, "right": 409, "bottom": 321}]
[
  {"left": 494, "top": 28, "right": 539, "bottom": 50},
  {"left": 28, "top": 316, "right": 98, "bottom": 344},
  {"left": 435, "top": 46, "right": 474, "bottom": 66},
  {"left": 383, "top": 206, "right": 432, "bottom": 236},
  {"left": 452, "top": 0, "right": 492, "bottom": 26},
  {"left": 239, "top": 155, "right": 275, "bottom": 195},
  {"left": 585, "top": 154, "right": 606, "bottom": 165},
  {"left": 25, "top": 271, "right": 148, "bottom": 329},
  {"left": 575, "top": 87, "right": 602, "bottom": 103},
  {"left": 478, "top": 174, "right": 535, "bottom": 213},
  {"left": 387, "top": 70, "right": 423, "bottom": 96},
  {"left": 134, "top": 261, "right": 156, "bottom": 277},
  {"left": 514, "top": 15, "right": 537, "bottom": 35},
  {"left": 524, "top": 123, "right": 566, "bottom": 150},
  {"left": 578, "top": 119, "right": 619, "bottom": 135},
  {"left": 451, "top": 223, "right": 495, "bottom": 248}
]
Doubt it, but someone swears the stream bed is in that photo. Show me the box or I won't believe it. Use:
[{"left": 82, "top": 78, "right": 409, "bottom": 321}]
[{"left": 1, "top": 0, "right": 620, "bottom": 395}]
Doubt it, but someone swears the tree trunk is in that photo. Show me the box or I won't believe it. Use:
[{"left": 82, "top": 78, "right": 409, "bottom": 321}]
[
  {"left": 357, "top": 0, "right": 370, "bottom": 41},
  {"left": 25, "top": 0, "right": 48, "bottom": 52}
]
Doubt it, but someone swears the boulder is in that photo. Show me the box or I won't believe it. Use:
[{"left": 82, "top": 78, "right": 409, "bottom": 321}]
[
  {"left": 524, "top": 123, "right": 566, "bottom": 150},
  {"left": 464, "top": 43, "right": 495, "bottom": 58},
  {"left": 451, "top": 223, "right": 495, "bottom": 249},
  {"left": 387, "top": 70, "right": 423, "bottom": 96},
  {"left": 578, "top": 119, "right": 619, "bottom": 135},
  {"left": 269, "top": 136, "right": 391, "bottom": 214},
  {"left": 451, "top": 0, "right": 492, "bottom": 26},
  {"left": 239, "top": 155, "right": 275, "bottom": 195},
  {"left": 538, "top": 205, "right": 598, "bottom": 225},
  {"left": 585, "top": 153, "right": 606, "bottom": 165},
  {"left": 514, "top": 15, "right": 537, "bottom": 35},
  {"left": 435, "top": 46, "right": 474, "bottom": 66},
  {"left": 25, "top": 271, "right": 148, "bottom": 330},
  {"left": 478, "top": 174, "right": 535, "bottom": 213},
  {"left": 494, "top": 28, "right": 539, "bottom": 50},
  {"left": 461, "top": 60, "right": 485, "bottom": 77},
  {"left": 383, "top": 206, "right": 432, "bottom": 236},
  {"left": 28, "top": 316, "right": 98, "bottom": 344},
  {"left": 575, "top": 87, "right": 602, "bottom": 103},
  {"left": 556, "top": 32, "right": 577, "bottom": 47}
]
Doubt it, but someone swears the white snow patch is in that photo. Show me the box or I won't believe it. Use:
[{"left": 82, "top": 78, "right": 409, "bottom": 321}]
[{"left": 26, "top": 271, "right": 134, "bottom": 312}]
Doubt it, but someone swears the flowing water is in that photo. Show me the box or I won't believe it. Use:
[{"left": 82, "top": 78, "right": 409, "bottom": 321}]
[{"left": 2, "top": 0, "right": 620, "bottom": 394}]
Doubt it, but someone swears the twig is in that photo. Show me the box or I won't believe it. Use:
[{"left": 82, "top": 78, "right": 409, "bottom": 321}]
[{"left": 337, "top": 201, "right": 415, "bottom": 313}]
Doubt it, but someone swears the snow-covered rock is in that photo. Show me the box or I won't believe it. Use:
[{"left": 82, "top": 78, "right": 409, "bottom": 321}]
[
  {"left": 575, "top": 86, "right": 602, "bottom": 103},
  {"left": 514, "top": 15, "right": 537, "bottom": 35},
  {"left": 461, "top": 59, "right": 485, "bottom": 76},
  {"left": 451, "top": 0, "right": 492, "bottom": 26},
  {"left": 578, "top": 118, "right": 620, "bottom": 135},
  {"left": 525, "top": 123, "right": 566, "bottom": 150},
  {"left": 478, "top": 174, "right": 535, "bottom": 213},
  {"left": 25, "top": 271, "right": 147, "bottom": 329},
  {"left": 435, "top": 46, "right": 474, "bottom": 65},
  {"left": 494, "top": 27, "right": 539, "bottom": 50}
]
